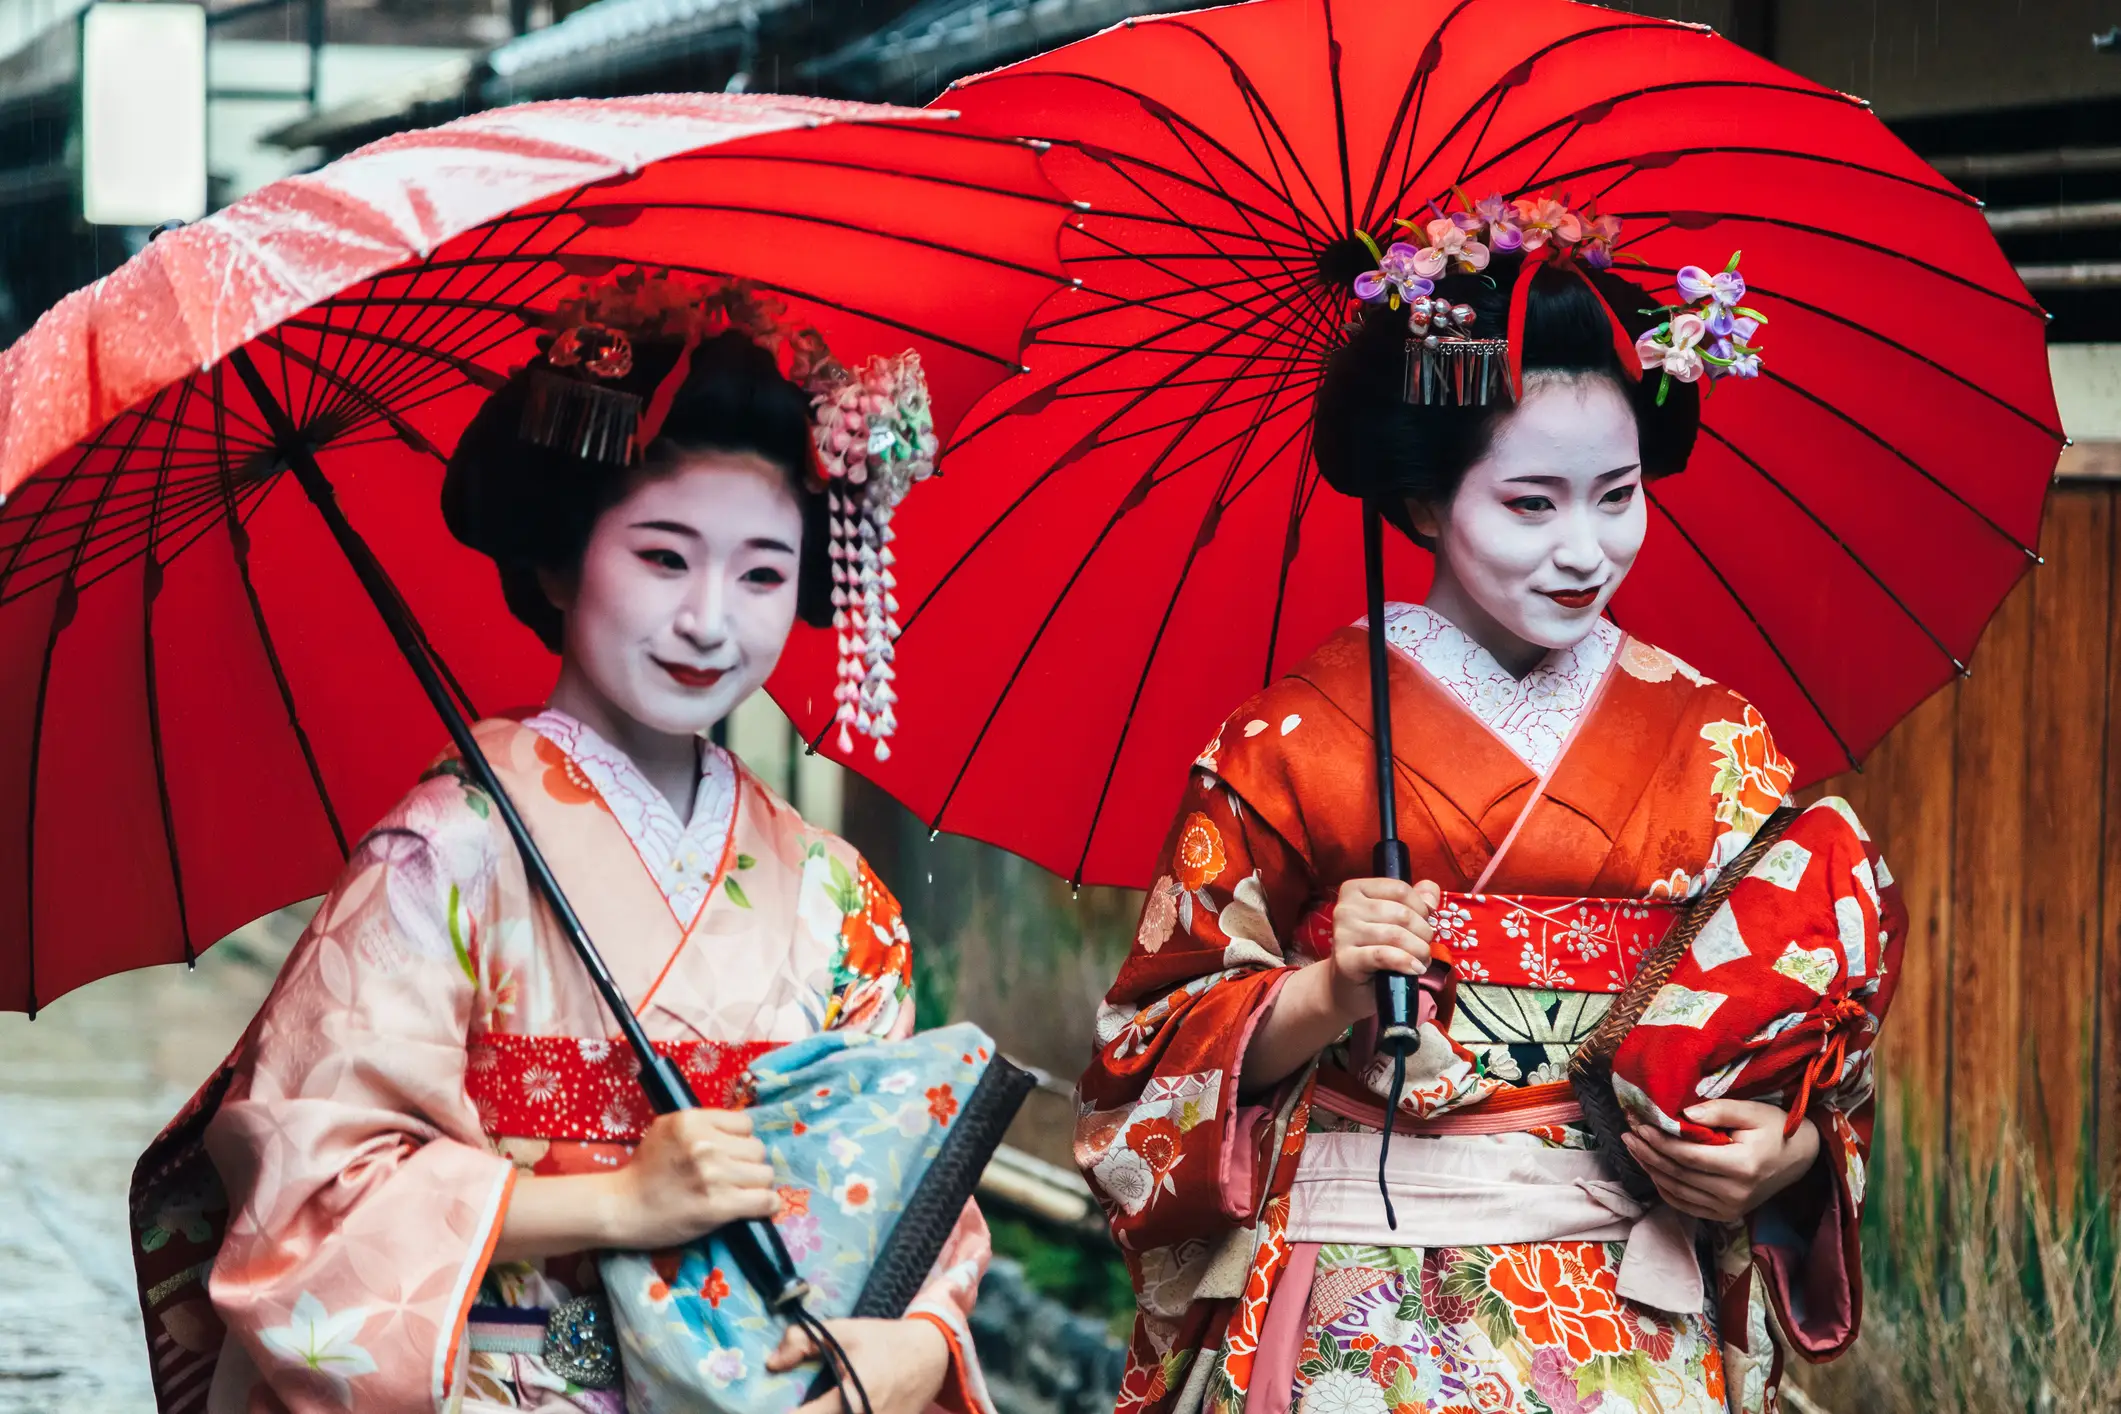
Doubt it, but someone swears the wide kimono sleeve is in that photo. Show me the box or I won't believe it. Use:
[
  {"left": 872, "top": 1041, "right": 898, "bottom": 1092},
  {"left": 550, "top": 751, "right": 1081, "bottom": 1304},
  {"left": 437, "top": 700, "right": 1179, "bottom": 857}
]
[
  {"left": 830, "top": 850, "right": 999, "bottom": 1414},
  {"left": 1075, "top": 718, "right": 1321, "bottom": 1274},
  {"left": 201, "top": 776, "right": 517, "bottom": 1414}
]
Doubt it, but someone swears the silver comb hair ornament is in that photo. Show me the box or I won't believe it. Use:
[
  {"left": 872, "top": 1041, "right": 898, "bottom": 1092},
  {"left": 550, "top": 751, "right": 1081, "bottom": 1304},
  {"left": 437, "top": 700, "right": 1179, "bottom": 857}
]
[
  {"left": 1400, "top": 296, "right": 1515, "bottom": 408},
  {"left": 1405, "top": 339, "right": 1514, "bottom": 407},
  {"left": 520, "top": 367, "right": 644, "bottom": 466}
]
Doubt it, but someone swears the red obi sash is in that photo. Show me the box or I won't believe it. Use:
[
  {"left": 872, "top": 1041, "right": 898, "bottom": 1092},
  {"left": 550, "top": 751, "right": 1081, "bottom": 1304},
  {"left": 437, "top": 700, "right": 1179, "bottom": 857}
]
[
  {"left": 1430, "top": 893, "right": 1679, "bottom": 993},
  {"left": 466, "top": 1034, "right": 776, "bottom": 1143}
]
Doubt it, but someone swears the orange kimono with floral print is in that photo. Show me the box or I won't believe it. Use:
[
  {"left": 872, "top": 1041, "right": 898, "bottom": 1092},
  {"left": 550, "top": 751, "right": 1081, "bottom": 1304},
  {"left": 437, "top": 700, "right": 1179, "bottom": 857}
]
[{"left": 1077, "top": 623, "right": 1902, "bottom": 1414}]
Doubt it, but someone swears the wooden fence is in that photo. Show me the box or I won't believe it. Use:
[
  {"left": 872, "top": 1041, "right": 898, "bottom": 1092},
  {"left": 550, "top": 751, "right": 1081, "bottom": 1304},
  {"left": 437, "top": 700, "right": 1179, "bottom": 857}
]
[{"left": 1810, "top": 482, "right": 2121, "bottom": 1197}]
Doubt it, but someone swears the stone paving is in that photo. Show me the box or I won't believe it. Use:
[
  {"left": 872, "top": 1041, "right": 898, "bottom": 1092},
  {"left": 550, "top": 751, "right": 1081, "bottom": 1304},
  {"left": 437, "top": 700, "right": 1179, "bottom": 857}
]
[{"left": 0, "top": 910, "right": 303, "bottom": 1413}]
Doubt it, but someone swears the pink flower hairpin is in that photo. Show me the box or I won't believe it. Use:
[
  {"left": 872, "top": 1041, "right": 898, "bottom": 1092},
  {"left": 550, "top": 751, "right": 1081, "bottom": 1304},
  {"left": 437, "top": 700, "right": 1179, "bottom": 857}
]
[{"left": 1400, "top": 215, "right": 1491, "bottom": 278}]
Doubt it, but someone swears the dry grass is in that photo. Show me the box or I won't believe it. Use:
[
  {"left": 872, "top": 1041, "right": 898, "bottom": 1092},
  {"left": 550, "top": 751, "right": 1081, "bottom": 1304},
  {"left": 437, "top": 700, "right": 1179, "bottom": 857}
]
[{"left": 1787, "top": 1126, "right": 2121, "bottom": 1414}]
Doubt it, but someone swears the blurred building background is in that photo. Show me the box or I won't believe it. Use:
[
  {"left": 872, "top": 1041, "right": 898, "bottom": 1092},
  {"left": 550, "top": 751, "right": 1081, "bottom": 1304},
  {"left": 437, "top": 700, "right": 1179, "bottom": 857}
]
[{"left": 1, "top": 0, "right": 2119, "bottom": 1409}]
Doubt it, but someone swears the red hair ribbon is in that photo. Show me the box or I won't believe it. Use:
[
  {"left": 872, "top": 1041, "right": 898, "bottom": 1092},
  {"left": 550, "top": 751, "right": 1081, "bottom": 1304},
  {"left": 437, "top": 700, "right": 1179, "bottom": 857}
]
[
  {"left": 1504, "top": 243, "right": 1643, "bottom": 400},
  {"left": 634, "top": 327, "right": 705, "bottom": 458}
]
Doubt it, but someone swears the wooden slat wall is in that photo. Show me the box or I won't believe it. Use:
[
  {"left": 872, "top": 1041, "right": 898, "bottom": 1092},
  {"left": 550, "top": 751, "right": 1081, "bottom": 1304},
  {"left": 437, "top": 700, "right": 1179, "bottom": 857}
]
[
  {"left": 1812, "top": 486, "right": 2119, "bottom": 1196},
  {"left": 2027, "top": 497, "right": 2107, "bottom": 1189},
  {"left": 2105, "top": 525, "right": 2121, "bottom": 1184}
]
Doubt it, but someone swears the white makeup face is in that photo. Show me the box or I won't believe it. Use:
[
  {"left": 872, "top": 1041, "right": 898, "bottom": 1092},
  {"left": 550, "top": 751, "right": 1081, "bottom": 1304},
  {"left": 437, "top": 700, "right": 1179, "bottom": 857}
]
[
  {"left": 1413, "top": 374, "right": 1645, "bottom": 660},
  {"left": 547, "top": 450, "right": 805, "bottom": 738}
]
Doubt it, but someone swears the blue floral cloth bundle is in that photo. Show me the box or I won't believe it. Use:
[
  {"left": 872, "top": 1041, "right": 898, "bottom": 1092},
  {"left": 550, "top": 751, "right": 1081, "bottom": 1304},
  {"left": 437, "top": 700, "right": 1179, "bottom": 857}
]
[{"left": 604, "top": 1021, "right": 1031, "bottom": 1414}]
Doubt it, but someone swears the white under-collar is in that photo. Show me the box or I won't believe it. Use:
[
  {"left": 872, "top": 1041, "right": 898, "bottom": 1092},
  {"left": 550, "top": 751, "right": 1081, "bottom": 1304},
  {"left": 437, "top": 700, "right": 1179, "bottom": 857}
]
[
  {"left": 523, "top": 709, "right": 738, "bottom": 922},
  {"left": 1374, "top": 602, "right": 1621, "bottom": 774}
]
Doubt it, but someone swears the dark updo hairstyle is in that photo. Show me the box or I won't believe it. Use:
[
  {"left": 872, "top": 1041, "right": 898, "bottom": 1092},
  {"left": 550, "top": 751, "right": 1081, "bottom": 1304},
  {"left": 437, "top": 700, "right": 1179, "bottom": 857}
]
[
  {"left": 1312, "top": 249, "right": 1700, "bottom": 541},
  {"left": 443, "top": 329, "right": 833, "bottom": 653}
]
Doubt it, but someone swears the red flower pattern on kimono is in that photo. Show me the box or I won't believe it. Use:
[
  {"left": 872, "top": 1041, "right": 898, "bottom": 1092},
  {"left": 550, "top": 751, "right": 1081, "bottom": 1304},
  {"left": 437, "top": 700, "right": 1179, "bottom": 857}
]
[
  {"left": 1485, "top": 1244, "right": 1635, "bottom": 1364},
  {"left": 1175, "top": 812, "right": 1231, "bottom": 891},
  {"left": 532, "top": 732, "right": 604, "bottom": 808},
  {"left": 1079, "top": 623, "right": 1899, "bottom": 1414}
]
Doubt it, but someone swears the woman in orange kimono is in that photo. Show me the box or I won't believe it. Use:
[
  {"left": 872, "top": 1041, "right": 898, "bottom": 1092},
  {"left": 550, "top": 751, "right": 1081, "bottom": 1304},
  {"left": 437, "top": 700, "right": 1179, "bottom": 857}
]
[
  {"left": 1076, "top": 221, "right": 1902, "bottom": 1414},
  {"left": 128, "top": 283, "right": 993, "bottom": 1414}
]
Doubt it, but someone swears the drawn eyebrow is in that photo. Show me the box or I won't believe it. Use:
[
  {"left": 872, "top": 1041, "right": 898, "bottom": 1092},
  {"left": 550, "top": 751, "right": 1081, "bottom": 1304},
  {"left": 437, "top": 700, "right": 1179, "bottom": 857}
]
[
  {"left": 1500, "top": 463, "right": 1641, "bottom": 487},
  {"left": 629, "top": 524, "right": 798, "bottom": 555}
]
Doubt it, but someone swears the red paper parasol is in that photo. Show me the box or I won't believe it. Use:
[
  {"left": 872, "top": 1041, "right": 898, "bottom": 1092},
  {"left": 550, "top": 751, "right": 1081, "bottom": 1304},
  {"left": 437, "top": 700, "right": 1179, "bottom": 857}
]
[
  {"left": 0, "top": 94, "right": 1069, "bottom": 1014},
  {"left": 778, "top": 0, "right": 2063, "bottom": 891}
]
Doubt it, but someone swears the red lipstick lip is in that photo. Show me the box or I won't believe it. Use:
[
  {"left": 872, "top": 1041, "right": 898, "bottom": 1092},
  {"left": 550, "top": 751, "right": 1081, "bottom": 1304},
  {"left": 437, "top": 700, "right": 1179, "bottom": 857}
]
[
  {"left": 657, "top": 660, "right": 727, "bottom": 689},
  {"left": 1540, "top": 588, "right": 1601, "bottom": 610}
]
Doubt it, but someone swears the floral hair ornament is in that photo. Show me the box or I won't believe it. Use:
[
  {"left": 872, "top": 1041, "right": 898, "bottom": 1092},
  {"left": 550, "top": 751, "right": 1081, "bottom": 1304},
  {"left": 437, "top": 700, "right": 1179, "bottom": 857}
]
[
  {"left": 1496, "top": 196, "right": 1639, "bottom": 403},
  {"left": 811, "top": 348, "right": 939, "bottom": 762},
  {"left": 1634, "top": 251, "right": 1768, "bottom": 405},
  {"left": 1353, "top": 191, "right": 1646, "bottom": 407},
  {"left": 1350, "top": 206, "right": 1508, "bottom": 405},
  {"left": 518, "top": 267, "right": 938, "bottom": 760},
  {"left": 520, "top": 271, "right": 829, "bottom": 466}
]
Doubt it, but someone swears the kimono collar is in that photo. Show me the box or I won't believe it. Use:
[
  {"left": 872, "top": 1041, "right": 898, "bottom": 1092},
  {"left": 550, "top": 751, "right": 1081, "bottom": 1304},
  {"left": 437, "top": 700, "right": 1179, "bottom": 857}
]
[
  {"left": 523, "top": 708, "right": 738, "bottom": 920},
  {"left": 1376, "top": 602, "right": 1622, "bottom": 774}
]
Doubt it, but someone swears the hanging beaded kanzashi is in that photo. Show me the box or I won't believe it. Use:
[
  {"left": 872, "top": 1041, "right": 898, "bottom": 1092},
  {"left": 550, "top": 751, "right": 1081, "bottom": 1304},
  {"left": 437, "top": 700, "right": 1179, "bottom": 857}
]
[{"left": 812, "top": 351, "right": 938, "bottom": 761}]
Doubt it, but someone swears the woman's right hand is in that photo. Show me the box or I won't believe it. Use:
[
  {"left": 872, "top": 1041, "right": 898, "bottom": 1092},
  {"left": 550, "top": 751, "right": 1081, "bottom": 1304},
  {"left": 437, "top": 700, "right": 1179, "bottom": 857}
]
[
  {"left": 1237, "top": 876, "right": 1443, "bottom": 1096},
  {"left": 1324, "top": 876, "right": 1440, "bottom": 1022},
  {"left": 606, "top": 1109, "right": 781, "bottom": 1250}
]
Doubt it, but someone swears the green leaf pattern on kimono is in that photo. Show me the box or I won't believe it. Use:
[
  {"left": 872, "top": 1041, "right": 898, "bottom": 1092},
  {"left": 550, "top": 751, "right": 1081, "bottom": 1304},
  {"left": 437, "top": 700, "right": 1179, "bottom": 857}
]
[{"left": 447, "top": 884, "right": 475, "bottom": 984}]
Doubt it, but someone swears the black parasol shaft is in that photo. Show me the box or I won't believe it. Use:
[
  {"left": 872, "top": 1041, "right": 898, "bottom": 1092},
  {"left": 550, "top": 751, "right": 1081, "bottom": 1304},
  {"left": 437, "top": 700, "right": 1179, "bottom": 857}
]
[
  {"left": 1362, "top": 500, "right": 1418, "bottom": 1051},
  {"left": 225, "top": 347, "right": 811, "bottom": 1313}
]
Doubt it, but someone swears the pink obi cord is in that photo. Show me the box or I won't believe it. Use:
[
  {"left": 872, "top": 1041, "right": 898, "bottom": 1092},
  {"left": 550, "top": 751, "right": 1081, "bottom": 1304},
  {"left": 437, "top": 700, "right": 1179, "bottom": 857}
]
[{"left": 1310, "top": 1083, "right": 1587, "bottom": 1137}]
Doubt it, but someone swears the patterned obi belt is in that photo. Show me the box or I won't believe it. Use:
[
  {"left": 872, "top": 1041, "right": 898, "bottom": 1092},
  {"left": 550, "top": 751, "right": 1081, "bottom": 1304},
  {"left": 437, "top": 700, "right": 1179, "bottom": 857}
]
[
  {"left": 1427, "top": 893, "right": 1680, "bottom": 993},
  {"left": 465, "top": 1033, "right": 777, "bottom": 1143}
]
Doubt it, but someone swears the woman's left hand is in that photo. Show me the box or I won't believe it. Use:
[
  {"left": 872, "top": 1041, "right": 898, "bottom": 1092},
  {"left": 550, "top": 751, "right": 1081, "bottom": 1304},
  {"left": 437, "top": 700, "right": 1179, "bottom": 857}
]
[
  {"left": 771, "top": 1316, "right": 952, "bottom": 1414},
  {"left": 1621, "top": 1098, "right": 1821, "bottom": 1223}
]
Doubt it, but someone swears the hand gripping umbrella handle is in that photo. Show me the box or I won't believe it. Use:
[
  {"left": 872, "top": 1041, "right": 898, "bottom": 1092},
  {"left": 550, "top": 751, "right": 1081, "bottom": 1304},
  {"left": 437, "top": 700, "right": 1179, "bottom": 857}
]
[{"left": 226, "top": 349, "right": 813, "bottom": 1319}]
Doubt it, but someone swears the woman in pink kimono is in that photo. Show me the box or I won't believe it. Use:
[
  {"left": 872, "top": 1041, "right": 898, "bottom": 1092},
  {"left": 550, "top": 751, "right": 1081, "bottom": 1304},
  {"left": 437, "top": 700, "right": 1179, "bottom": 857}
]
[{"left": 129, "top": 289, "right": 992, "bottom": 1414}]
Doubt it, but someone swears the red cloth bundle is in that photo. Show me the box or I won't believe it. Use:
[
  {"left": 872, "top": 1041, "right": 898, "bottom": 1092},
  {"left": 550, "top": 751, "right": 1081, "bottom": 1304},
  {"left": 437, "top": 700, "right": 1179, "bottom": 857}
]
[{"left": 1609, "top": 800, "right": 1906, "bottom": 1147}]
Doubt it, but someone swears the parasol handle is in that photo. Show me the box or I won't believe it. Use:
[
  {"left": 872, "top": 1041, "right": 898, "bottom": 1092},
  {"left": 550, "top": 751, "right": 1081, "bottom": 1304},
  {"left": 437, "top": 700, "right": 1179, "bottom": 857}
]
[
  {"left": 1362, "top": 501, "right": 1421, "bottom": 1056},
  {"left": 1364, "top": 500, "right": 1462, "bottom": 1231},
  {"left": 226, "top": 348, "right": 812, "bottom": 1315}
]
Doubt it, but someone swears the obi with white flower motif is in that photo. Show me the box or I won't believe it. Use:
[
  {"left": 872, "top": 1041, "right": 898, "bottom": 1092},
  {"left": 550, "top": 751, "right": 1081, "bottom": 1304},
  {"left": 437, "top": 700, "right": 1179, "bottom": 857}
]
[
  {"left": 1427, "top": 893, "right": 1679, "bottom": 992},
  {"left": 466, "top": 1033, "right": 778, "bottom": 1142}
]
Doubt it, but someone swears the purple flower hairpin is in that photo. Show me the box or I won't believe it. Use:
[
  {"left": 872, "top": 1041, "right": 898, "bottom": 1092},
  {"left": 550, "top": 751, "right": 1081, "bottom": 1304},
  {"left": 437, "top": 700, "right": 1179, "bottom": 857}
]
[
  {"left": 1354, "top": 189, "right": 1621, "bottom": 309},
  {"left": 1676, "top": 260, "right": 1747, "bottom": 308},
  {"left": 1580, "top": 214, "right": 1624, "bottom": 270},
  {"left": 1635, "top": 250, "right": 1768, "bottom": 404},
  {"left": 1470, "top": 192, "right": 1524, "bottom": 252},
  {"left": 1352, "top": 238, "right": 1433, "bottom": 309}
]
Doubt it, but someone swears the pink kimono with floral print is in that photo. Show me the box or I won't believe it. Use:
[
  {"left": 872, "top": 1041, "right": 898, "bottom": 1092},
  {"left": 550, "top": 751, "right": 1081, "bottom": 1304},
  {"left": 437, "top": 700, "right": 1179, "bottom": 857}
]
[
  {"left": 1077, "top": 609, "right": 1902, "bottom": 1414},
  {"left": 129, "top": 712, "right": 993, "bottom": 1414}
]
